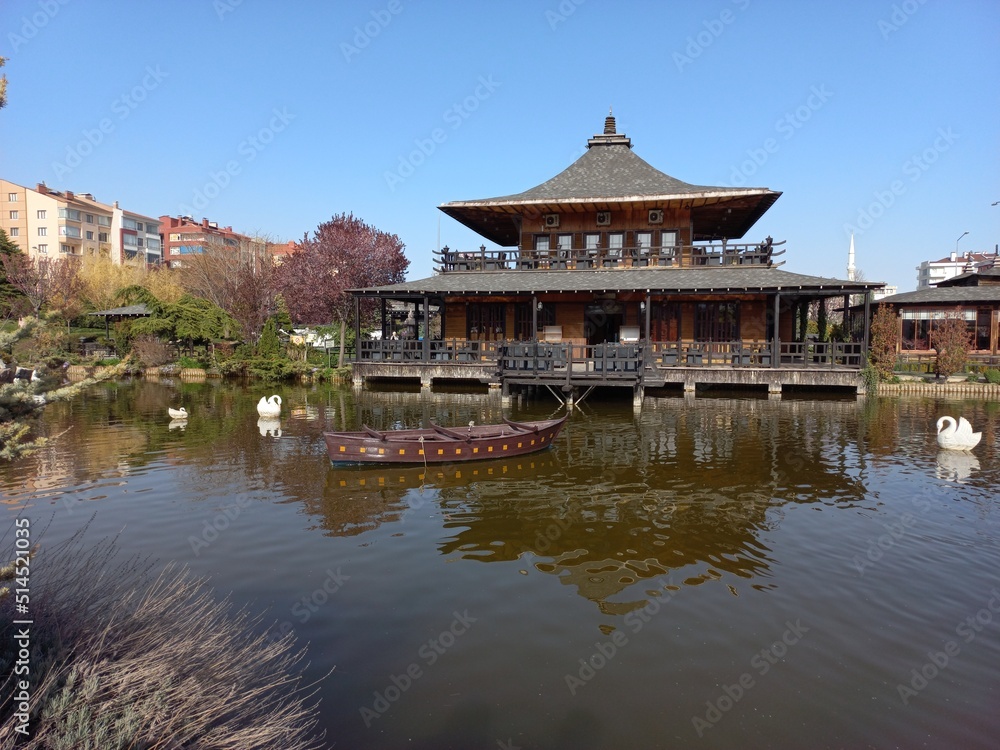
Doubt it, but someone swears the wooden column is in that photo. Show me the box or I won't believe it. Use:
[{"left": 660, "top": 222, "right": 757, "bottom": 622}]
[
  {"left": 423, "top": 296, "right": 430, "bottom": 361},
  {"left": 354, "top": 296, "right": 361, "bottom": 362},
  {"left": 862, "top": 292, "right": 871, "bottom": 360},
  {"left": 771, "top": 293, "right": 780, "bottom": 367},
  {"left": 532, "top": 295, "right": 538, "bottom": 339}
]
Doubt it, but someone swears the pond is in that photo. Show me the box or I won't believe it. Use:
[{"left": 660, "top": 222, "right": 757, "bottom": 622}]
[{"left": 2, "top": 379, "right": 999, "bottom": 749}]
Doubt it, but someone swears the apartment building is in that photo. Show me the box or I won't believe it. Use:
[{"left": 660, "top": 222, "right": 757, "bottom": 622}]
[
  {"left": 0, "top": 179, "right": 159, "bottom": 265},
  {"left": 159, "top": 215, "right": 266, "bottom": 268},
  {"left": 916, "top": 250, "right": 997, "bottom": 289}
]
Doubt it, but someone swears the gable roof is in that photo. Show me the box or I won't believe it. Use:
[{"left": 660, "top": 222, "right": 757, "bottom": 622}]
[
  {"left": 439, "top": 115, "right": 780, "bottom": 246},
  {"left": 877, "top": 286, "right": 1000, "bottom": 305}
]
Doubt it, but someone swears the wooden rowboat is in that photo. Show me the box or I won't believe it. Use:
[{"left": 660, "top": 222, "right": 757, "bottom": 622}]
[{"left": 324, "top": 415, "right": 568, "bottom": 465}]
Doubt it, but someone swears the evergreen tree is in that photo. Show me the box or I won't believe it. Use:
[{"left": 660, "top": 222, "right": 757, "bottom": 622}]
[{"left": 0, "top": 228, "right": 24, "bottom": 317}]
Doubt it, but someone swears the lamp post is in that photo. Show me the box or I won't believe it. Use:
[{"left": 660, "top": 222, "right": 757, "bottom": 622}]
[{"left": 956, "top": 231, "right": 969, "bottom": 254}]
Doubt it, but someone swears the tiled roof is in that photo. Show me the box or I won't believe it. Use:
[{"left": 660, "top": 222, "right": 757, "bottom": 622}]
[
  {"left": 878, "top": 286, "right": 1000, "bottom": 305},
  {"left": 88, "top": 304, "right": 150, "bottom": 317},
  {"left": 438, "top": 117, "right": 780, "bottom": 245},
  {"left": 352, "top": 267, "right": 879, "bottom": 297}
]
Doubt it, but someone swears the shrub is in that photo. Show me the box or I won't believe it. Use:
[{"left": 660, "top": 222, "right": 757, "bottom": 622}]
[
  {"left": 178, "top": 354, "right": 207, "bottom": 369},
  {"left": 930, "top": 308, "right": 972, "bottom": 378},
  {"left": 985, "top": 368, "right": 1000, "bottom": 384},
  {"left": 131, "top": 334, "right": 174, "bottom": 368},
  {"left": 0, "top": 527, "right": 326, "bottom": 748},
  {"left": 867, "top": 303, "right": 897, "bottom": 382}
]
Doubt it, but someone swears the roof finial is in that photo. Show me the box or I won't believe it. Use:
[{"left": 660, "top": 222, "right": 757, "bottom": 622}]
[{"left": 604, "top": 108, "right": 616, "bottom": 135}]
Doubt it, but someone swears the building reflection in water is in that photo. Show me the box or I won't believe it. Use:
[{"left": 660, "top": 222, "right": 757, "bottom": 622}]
[{"left": 8, "top": 379, "right": 996, "bottom": 615}]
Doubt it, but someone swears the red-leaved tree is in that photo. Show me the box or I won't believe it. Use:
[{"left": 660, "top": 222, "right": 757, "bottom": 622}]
[{"left": 277, "top": 214, "right": 408, "bottom": 366}]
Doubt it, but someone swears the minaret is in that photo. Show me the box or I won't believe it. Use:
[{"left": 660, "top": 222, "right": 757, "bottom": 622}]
[{"left": 847, "top": 233, "right": 856, "bottom": 281}]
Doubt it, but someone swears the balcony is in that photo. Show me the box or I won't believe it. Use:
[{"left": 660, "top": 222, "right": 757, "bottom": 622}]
[{"left": 433, "top": 240, "right": 785, "bottom": 273}]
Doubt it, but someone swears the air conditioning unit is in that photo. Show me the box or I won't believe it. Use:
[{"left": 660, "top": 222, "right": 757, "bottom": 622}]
[
  {"left": 648, "top": 209, "right": 664, "bottom": 225},
  {"left": 544, "top": 214, "right": 560, "bottom": 228},
  {"left": 596, "top": 211, "right": 611, "bottom": 226}
]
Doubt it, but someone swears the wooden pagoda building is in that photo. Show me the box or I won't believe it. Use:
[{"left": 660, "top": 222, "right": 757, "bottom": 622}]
[{"left": 351, "top": 113, "right": 882, "bottom": 402}]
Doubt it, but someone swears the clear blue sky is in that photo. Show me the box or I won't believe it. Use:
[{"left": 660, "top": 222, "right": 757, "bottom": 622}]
[{"left": 2, "top": 0, "right": 998, "bottom": 291}]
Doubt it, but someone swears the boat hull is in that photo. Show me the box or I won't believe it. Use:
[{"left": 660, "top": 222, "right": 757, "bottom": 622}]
[{"left": 324, "top": 416, "right": 567, "bottom": 465}]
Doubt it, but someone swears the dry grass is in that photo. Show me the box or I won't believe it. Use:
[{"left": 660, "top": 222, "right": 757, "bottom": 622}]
[{"left": 0, "top": 523, "right": 327, "bottom": 749}]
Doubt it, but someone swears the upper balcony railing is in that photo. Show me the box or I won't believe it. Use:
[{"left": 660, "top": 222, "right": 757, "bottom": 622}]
[{"left": 433, "top": 240, "right": 785, "bottom": 273}]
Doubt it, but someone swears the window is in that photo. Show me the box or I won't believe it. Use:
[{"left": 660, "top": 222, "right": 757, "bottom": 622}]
[
  {"left": 85, "top": 231, "right": 94, "bottom": 240},
  {"left": 60, "top": 226, "right": 81, "bottom": 238},
  {"left": 60, "top": 244, "right": 72, "bottom": 254},
  {"left": 660, "top": 230, "right": 678, "bottom": 249},
  {"left": 97, "top": 216, "right": 111, "bottom": 227},
  {"left": 37, "top": 244, "right": 48, "bottom": 253},
  {"left": 58, "top": 208, "right": 81, "bottom": 221},
  {"left": 9, "top": 228, "right": 18, "bottom": 237},
  {"left": 652, "top": 302, "right": 682, "bottom": 341},
  {"left": 37, "top": 227, "right": 47, "bottom": 236},
  {"left": 169, "top": 233, "right": 182, "bottom": 241},
  {"left": 584, "top": 233, "right": 600, "bottom": 253},
  {"left": 695, "top": 302, "right": 740, "bottom": 342},
  {"left": 37, "top": 209, "right": 46, "bottom": 219},
  {"left": 607, "top": 232, "right": 624, "bottom": 259},
  {"left": 900, "top": 309, "right": 976, "bottom": 350},
  {"left": 7, "top": 193, "right": 17, "bottom": 201},
  {"left": 98, "top": 232, "right": 109, "bottom": 242},
  {"left": 137, "top": 237, "right": 144, "bottom": 247},
  {"left": 534, "top": 235, "right": 550, "bottom": 255},
  {"left": 636, "top": 231, "right": 652, "bottom": 264},
  {"left": 136, "top": 222, "right": 144, "bottom": 232},
  {"left": 467, "top": 303, "right": 506, "bottom": 340},
  {"left": 86, "top": 213, "right": 94, "bottom": 223},
  {"left": 123, "top": 218, "right": 138, "bottom": 231},
  {"left": 8, "top": 210, "right": 17, "bottom": 220}
]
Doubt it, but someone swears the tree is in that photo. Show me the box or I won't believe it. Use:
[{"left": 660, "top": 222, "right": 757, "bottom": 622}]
[
  {"left": 0, "top": 228, "right": 23, "bottom": 319},
  {"left": 78, "top": 255, "right": 184, "bottom": 313},
  {"left": 0, "top": 56, "right": 7, "bottom": 110},
  {"left": 930, "top": 307, "right": 973, "bottom": 378},
  {"left": 868, "top": 303, "right": 898, "bottom": 382},
  {"left": 120, "top": 286, "right": 237, "bottom": 355},
  {"left": 278, "top": 214, "right": 408, "bottom": 366},
  {"left": 177, "top": 235, "right": 277, "bottom": 345},
  {"left": 816, "top": 297, "right": 828, "bottom": 342},
  {"left": 0, "top": 255, "right": 81, "bottom": 319}
]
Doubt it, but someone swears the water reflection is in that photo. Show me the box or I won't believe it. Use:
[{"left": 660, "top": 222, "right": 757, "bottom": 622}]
[{"left": 935, "top": 450, "right": 980, "bottom": 483}]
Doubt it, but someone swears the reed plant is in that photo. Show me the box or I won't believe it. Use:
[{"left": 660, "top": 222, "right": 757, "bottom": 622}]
[{"left": 0, "top": 524, "right": 326, "bottom": 749}]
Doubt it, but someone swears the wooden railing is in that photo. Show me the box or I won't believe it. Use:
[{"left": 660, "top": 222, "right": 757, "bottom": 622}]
[
  {"left": 432, "top": 241, "right": 785, "bottom": 273},
  {"left": 357, "top": 338, "right": 865, "bottom": 372}
]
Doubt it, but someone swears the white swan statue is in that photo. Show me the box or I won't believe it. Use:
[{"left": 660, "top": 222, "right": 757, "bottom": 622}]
[
  {"left": 936, "top": 416, "right": 981, "bottom": 451},
  {"left": 257, "top": 394, "right": 282, "bottom": 417},
  {"left": 168, "top": 407, "right": 188, "bottom": 420}
]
